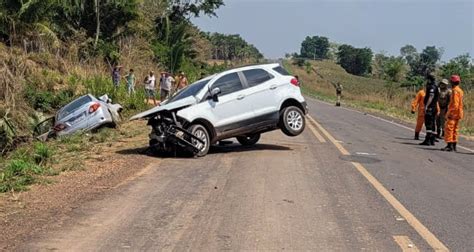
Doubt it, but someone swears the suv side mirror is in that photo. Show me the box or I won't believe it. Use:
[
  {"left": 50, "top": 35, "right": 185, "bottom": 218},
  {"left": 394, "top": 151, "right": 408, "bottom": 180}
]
[{"left": 210, "top": 87, "right": 221, "bottom": 102}]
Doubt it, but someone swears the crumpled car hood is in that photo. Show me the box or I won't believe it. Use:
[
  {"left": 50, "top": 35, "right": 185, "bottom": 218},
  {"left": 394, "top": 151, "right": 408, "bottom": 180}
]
[{"left": 130, "top": 96, "right": 198, "bottom": 120}]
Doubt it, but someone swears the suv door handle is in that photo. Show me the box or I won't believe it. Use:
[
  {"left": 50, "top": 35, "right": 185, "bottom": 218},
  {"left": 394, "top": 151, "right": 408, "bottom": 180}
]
[
  {"left": 237, "top": 94, "right": 245, "bottom": 100},
  {"left": 270, "top": 85, "right": 277, "bottom": 90}
]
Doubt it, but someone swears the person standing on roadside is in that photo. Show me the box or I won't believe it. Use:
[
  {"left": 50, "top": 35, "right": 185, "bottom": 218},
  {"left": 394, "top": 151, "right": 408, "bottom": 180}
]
[
  {"left": 124, "top": 69, "right": 136, "bottom": 95},
  {"left": 436, "top": 79, "right": 451, "bottom": 138},
  {"left": 160, "top": 72, "right": 174, "bottom": 102},
  {"left": 336, "top": 83, "right": 343, "bottom": 107},
  {"left": 112, "top": 66, "right": 122, "bottom": 89},
  {"left": 177, "top": 71, "right": 188, "bottom": 91},
  {"left": 411, "top": 87, "right": 426, "bottom": 140},
  {"left": 145, "top": 71, "right": 157, "bottom": 106},
  {"left": 419, "top": 73, "right": 439, "bottom": 146},
  {"left": 442, "top": 75, "right": 464, "bottom": 152}
]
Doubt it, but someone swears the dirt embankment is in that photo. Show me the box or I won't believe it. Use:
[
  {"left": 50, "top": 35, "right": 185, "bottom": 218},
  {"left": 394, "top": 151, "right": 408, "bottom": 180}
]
[{"left": 0, "top": 120, "right": 157, "bottom": 250}]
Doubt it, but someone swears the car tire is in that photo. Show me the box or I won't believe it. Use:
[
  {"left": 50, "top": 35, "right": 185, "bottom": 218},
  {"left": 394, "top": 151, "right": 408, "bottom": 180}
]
[
  {"left": 188, "top": 124, "right": 210, "bottom": 157},
  {"left": 237, "top": 134, "right": 260, "bottom": 146},
  {"left": 280, "top": 106, "right": 305, "bottom": 137}
]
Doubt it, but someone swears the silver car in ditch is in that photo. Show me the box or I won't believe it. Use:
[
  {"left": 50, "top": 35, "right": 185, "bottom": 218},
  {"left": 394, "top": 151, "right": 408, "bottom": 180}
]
[{"left": 35, "top": 94, "right": 123, "bottom": 140}]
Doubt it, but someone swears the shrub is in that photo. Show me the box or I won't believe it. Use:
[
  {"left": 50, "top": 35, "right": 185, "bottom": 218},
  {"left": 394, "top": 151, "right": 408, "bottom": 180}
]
[
  {"left": 0, "top": 159, "right": 42, "bottom": 192},
  {"left": 33, "top": 142, "right": 53, "bottom": 165}
]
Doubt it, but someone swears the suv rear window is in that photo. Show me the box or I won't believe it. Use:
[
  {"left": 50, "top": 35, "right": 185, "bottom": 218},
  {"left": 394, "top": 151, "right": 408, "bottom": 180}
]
[
  {"left": 272, "top": 66, "right": 291, "bottom": 76},
  {"left": 243, "top": 69, "right": 273, "bottom": 87},
  {"left": 212, "top": 73, "right": 243, "bottom": 96}
]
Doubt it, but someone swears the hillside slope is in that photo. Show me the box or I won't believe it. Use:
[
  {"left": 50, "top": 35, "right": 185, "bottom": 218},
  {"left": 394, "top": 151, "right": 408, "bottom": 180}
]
[{"left": 285, "top": 60, "right": 473, "bottom": 135}]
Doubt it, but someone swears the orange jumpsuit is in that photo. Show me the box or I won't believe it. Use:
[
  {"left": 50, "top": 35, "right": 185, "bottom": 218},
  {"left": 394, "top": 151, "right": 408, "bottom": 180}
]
[
  {"left": 444, "top": 85, "right": 464, "bottom": 143},
  {"left": 411, "top": 90, "right": 425, "bottom": 133}
]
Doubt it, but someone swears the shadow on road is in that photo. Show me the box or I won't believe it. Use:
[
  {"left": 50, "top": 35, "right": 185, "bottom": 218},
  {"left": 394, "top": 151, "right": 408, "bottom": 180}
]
[
  {"left": 398, "top": 142, "right": 421, "bottom": 146},
  {"left": 394, "top": 137, "right": 417, "bottom": 141},
  {"left": 209, "top": 143, "right": 292, "bottom": 154},
  {"left": 416, "top": 147, "right": 474, "bottom": 155},
  {"left": 116, "top": 143, "right": 292, "bottom": 158}
]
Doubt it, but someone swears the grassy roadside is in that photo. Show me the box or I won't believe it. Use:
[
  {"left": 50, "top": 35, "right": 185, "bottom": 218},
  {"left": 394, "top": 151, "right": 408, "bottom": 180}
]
[
  {"left": 284, "top": 60, "right": 474, "bottom": 136},
  {"left": 0, "top": 121, "right": 145, "bottom": 193}
]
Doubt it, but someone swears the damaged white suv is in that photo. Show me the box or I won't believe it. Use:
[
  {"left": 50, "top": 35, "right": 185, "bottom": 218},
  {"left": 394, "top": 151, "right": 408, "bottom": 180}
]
[{"left": 131, "top": 63, "right": 307, "bottom": 157}]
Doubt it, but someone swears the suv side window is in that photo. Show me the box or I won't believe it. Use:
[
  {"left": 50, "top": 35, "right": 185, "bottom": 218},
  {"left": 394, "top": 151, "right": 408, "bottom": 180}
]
[
  {"left": 243, "top": 69, "right": 273, "bottom": 87},
  {"left": 272, "top": 66, "right": 291, "bottom": 76},
  {"left": 212, "top": 73, "right": 243, "bottom": 96}
]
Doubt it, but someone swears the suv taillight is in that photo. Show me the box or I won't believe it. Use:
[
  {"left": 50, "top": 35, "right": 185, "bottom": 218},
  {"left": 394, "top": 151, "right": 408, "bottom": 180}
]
[
  {"left": 89, "top": 103, "right": 101, "bottom": 114},
  {"left": 290, "top": 78, "right": 299, "bottom": 87}
]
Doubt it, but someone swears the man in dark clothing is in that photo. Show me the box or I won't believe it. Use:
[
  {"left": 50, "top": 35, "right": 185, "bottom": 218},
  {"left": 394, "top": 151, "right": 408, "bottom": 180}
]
[
  {"left": 436, "top": 79, "right": 451, "bottom": 138},
  {"left": 336, "top": 83, "right": 343, "bottom": 107},
  {"left": 420, "top": 73, "right": 440, "bottom": 146}
]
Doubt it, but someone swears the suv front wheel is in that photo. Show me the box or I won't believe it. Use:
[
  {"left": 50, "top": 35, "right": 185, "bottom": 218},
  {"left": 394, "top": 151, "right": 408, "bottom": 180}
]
[
  {"left": 280, "top": 106, "right": 305, "bottom": 137},
  {"left": 189, "top": 124, "right": 210, "bottom": 157},
  {"left": 237, "top": 133, "right": 260, "bottom": 146}
]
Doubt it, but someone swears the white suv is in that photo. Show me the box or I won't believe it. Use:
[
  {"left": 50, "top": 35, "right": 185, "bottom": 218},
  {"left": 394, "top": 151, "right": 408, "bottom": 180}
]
[{"left": 131, "top": 63, "right": 308, "bottom": 157}]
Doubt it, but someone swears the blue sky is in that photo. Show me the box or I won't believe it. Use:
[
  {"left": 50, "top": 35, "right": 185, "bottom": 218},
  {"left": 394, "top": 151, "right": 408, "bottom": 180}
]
[{"left": 192, "top": 0, "right": 474, "bottom": 61}]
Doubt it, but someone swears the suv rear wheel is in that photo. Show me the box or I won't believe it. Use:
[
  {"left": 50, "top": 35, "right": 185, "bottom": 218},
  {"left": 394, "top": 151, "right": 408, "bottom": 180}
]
[
  {"left": 189, "top": 124, "right": 210, "bottom": 157},
  {"left": 237, "top": 133, "right": 260, "bottom": 146},
  {"left": 280, "top": 106, "right": 305, "bottom": 137}
]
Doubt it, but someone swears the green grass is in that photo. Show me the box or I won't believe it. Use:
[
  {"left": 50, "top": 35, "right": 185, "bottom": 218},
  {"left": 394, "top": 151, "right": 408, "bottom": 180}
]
[{"left": 0, "top": 146, "right": 48, "bottom": 192}]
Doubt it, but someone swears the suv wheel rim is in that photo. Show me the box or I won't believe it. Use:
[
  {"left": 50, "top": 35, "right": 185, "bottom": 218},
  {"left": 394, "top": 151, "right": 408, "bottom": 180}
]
[
  {"left": 287, "top": 110, "right": 303, "bottom": 131},
  {"left": 193, "top": 129, "right": 207, "bottom": 151}
]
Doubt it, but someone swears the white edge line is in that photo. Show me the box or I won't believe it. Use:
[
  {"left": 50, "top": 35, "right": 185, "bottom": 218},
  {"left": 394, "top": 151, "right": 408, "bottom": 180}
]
[{"left": 307, "top": 97, "right": 474, "bottom": 153}]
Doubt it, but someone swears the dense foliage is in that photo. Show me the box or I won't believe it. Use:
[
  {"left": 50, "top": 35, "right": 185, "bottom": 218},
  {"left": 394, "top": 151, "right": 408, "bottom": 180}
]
[
  {"left": 205, "top": 32, "right": 263, "bottom": 62},
  {"left": 300, "top": 36, "right": 330, "bottom": 60},
  {"left": 336, "top": 45, "right": 373, "bottom": 76}
]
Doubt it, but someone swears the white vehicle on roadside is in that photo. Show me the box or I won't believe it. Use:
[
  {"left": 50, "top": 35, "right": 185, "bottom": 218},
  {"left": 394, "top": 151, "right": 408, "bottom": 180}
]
[{"left": 131, "top": 63, "right": 308, "bottom": 157}]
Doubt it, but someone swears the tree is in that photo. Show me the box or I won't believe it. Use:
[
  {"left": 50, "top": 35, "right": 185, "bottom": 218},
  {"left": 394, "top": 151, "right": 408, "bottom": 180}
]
[
  {"left": 407, "top": 46, "right": 442, "bottom": 77},
  {"left": 383, "top": 56, "right": 406, "bottom": 82},
  {"left": 204, "top": 32, "right": 263, "bottom": 62},
  {"left": 400, "top": 44, "right": 418, "bottom": 65},
  {"left": 300, "top": 36, "right": 330, "bottom": 60},
  {"left": 373, "top": 52, "right": 407, "bottom": 82},
  {"left": 337, "top": 44, "right": 373, "bottom": 76},
  {"left": 440, "top": 53, "right": 473, "bottom": 90}
]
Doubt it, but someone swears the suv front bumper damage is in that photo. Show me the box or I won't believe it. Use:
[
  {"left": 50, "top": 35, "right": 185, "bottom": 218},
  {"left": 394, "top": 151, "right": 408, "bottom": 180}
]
[{"left": 149, "top": 120, "right": 204, "bottom": 155}]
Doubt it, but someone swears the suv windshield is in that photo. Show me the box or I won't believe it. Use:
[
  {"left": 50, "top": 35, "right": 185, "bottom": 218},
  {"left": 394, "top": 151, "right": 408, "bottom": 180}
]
[
  {"left": 168, "top": 79, "right": 210, "bottom": 103},
  {"left": 58, "top": 95, "right": 92, "bottom": 120}
]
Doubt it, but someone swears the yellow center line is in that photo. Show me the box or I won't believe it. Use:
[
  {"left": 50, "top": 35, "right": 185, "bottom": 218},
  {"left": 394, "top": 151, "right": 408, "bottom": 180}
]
[
  {"left": 307, "top": 115, "right": 350, "bottom": 155},
  {"left": 306, "top": 116, "right": 326, "bottom": 143},
  {"left": 308, "top": 115, "right": 450, "bottom": 251},
  {"left": 393, "top": 236, "right": 420, "bottom": 252},
  {"left": 353, "top": 162, "right": 449, "bottom": 251}
]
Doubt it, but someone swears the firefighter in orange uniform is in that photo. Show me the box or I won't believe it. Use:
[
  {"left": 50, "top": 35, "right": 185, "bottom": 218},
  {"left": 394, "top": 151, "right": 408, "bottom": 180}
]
[
  {"left": 442, "top": 75, "right": 464, "bottom": 152},
  {"left": 411, "top": 88, "right": 425, "bottom": 140}
]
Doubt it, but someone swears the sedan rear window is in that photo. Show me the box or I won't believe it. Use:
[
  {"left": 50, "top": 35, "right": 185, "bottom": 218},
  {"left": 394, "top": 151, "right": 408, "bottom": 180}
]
[
  {"left": 58, "top": 95, "right": 92, "bottom": 119},
  {"left": 272, "top": 66, "right": 291, "bottom": 76},
  {"left": 243, "top": 69, "right": 273, "bottom": 87}
]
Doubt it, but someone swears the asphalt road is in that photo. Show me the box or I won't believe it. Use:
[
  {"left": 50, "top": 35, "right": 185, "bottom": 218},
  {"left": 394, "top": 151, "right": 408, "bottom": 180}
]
[{"left": 23, "top": 97, "right": 473, "bottom": 251}]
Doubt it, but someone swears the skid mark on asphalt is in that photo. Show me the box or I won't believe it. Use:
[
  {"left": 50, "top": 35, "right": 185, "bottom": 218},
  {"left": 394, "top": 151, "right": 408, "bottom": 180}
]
[{"left": 307, "top": 115, "right": 450, "bottom": 252}]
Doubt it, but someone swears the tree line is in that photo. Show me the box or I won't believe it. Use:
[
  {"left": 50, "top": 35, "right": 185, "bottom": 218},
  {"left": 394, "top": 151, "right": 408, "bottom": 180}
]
[
  {"left": 0, "top": 0, "right": 262, "bottom": 73},
  {"left": 295, "top": 35, "right": 473, "bottom": 90},
  {"left": 204, "top": 32, "right": 263, "bottom": 62}
]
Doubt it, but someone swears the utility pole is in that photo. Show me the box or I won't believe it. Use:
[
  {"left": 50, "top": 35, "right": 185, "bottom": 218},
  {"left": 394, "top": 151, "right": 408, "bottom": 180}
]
[{"left": 94, "top": 0, "right": 100, "bottom": 49}]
